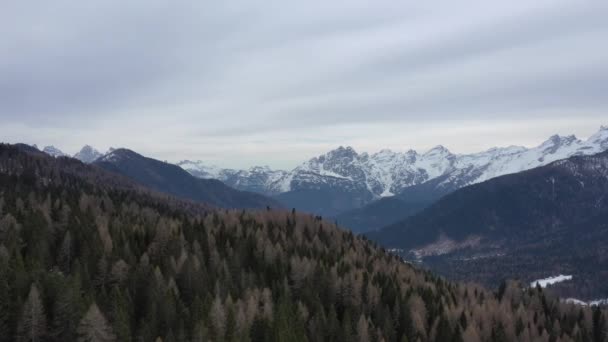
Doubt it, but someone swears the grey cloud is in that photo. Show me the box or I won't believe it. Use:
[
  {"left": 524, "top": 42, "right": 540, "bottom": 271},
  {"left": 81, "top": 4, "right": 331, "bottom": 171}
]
[{"left": 0, "top": 1, "right": 606, "bottom": 167}]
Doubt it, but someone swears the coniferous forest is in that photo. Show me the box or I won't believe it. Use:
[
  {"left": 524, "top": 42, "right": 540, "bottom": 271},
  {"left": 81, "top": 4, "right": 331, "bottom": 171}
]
[{"left": 1, "top": 144, "right": 607, "bottom": 342}]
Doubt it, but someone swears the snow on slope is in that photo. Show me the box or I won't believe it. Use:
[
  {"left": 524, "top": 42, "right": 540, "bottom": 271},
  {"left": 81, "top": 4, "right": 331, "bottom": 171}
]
[
  {"left": 530, "top": 275, "right": 573, "bottom": 288},
  {"left": 177, "top": 160, "right": 224, "bottom": 179},
  {"left": 177, "top": 160, "right": 287, "bottom": 194},
  {"left": 564, "top": 298, "right": 608, "bottom": 306},
  {"left": 42, "top": 145, "right": 68, "bottom": 158}
]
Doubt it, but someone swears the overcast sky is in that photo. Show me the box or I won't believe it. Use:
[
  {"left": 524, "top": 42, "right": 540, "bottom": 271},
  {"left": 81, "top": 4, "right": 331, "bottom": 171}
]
[{"left": 1, "top": 1, "right": 607, "bottom": 169}]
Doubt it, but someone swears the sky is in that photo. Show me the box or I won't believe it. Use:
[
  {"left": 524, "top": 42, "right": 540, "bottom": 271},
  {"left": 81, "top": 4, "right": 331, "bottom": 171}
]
[{"left": 1, "top": 1, "right": 607, "bottom": 169}]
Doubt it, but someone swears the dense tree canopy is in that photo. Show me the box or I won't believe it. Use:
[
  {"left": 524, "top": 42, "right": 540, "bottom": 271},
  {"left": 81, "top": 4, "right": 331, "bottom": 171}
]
[{"left": 0, "top": 144, "right": 606, "bottom": 341}]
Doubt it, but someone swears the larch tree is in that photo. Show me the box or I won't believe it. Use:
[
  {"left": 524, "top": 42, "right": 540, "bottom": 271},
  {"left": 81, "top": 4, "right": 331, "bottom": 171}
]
[
  {"left": 356, "top": 314, "right": 370, "bottom": 342},
  {"left": 17, "top": 284, "right": 47, "bottom": 342},
  {"left": 77, "top": 302, "right": 116, "bottom": 342}
]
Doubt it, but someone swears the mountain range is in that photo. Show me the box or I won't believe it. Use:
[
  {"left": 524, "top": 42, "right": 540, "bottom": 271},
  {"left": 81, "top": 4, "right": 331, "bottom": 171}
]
[
  {"left": 367, "top": 150, "right": 608, "bottom": 300},
  {"left": 31, "top": 126, "right": 608, "bottom": 229},
  {"left": 93, "top": 148, "right": 281, "bottom": 210},
  {"left": 179, "top": 126, "right": 608, "bottom": 220},
  {"left": 39, "top": 144, "right": 104, "bottom": 162}
]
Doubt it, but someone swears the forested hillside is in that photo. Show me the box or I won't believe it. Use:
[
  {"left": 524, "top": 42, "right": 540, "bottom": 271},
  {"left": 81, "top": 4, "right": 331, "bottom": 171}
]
[
  {"left": 367, "top": 151, "right": 608, "bottom": 299},
  {"left": 0, "top": 143, "right": 607, "bottom": 342}
]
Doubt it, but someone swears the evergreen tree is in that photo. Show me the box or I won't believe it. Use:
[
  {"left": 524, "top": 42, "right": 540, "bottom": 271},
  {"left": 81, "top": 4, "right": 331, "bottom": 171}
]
[
  {"left": 17, "top": 284, "right": 47, "bottom": 342},
  {"left": 51, "top": 276, "right": 84, "bottom": 341},
  {"left": 109, "top": 287, "right": 131, "bottom": 342},
  {"left": 0, "top": 266, "right": 11, "bottom": 342},
  {"left": 593, "top": 307, "right": 606, "bottom": 342}
]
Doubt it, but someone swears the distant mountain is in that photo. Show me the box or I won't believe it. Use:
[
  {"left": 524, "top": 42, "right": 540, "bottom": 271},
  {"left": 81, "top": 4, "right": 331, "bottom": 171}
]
[
  {"left": 95, "top": 148, "right": 280, "bottom": 209},
  {"left": 177, "top": 160, "right": 287, "bottom": 194},
  {"left": 73, "top": 145, "right": 103, "bottom": 163},
  {"left": 179, "top": 126, "right": 608, "bottom": 218},
  {"left": 42, "top": 145, "right": 67, "bottom": 157},
  {"left": 367, "top": 150, "right": 608, "bottom": 299}
]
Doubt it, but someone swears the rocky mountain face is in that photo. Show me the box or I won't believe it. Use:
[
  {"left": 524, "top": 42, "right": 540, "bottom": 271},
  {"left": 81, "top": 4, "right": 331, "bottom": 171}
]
[
  {"left": 180, "top": 126, "right": 608, "bottom": 217},
  {"left": 73, "top": 145, "right": 103, "bottom": 163},
  {"left": 367, "top": 150, "right": 608, "bottom": 299}
]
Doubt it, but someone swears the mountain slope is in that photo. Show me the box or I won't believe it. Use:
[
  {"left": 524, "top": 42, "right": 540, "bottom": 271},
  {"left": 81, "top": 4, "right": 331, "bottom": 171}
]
[
  {"left": 94, "top": 148, "right": 280, "bottom": 209},
  {"left": 367, "top": 150, "right": 608, "bottom": 298},
  {"left": 335, "top": 197, "right": 429, "bottom": 233},
  {"left": 0, "top": 142, "right": 604, "bottom": 342}
]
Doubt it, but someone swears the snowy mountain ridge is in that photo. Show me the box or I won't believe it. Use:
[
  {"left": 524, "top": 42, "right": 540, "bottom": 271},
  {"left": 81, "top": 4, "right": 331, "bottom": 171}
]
[
  {"left": 179, "top": 126, "right": 608, "bottom": 199},
  {"left": 42, "top": 145, "right": 68, "bottom": 158}
]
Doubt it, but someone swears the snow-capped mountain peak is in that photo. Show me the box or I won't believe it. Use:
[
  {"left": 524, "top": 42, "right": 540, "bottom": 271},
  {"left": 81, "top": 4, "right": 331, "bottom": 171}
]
[
  {"left": 42, "top": 145, "right": 67, "bottom": 158},
  {"left": 73, "top": 145, "right": 103, "bottom": 163},
  {"left": 423, "top": 145, "right": 452, "bottom": 157}
]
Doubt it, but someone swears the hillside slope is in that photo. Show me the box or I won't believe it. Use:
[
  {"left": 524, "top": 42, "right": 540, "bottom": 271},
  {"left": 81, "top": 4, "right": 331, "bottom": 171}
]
[
  {"left": 0, "top": 143, "right": 606, "bottom": 341},
  {"left": 94, "top": 148, "right": 280, "bottom": 210},
  {"left": 335, "top": 197, "right": 429, "bottom": 233}
]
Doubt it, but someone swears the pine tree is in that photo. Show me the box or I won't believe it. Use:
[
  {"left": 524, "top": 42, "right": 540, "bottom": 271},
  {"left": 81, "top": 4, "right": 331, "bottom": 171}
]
[
  {"left": 59, "top": 231, "right": 73, "bottom": 273},
  {"left": 110, "top": 287, "right": 131, "bottom": 341},
  {"left": 51, "top": 277, "right": 83, "bottom": 341},
  {"left": 436, "top": 315, "right": 453, "bottom": 342},
  {"left": 593, "top": 307, "right": 606, "bottom": 342},
  {"left": 77, "top": 302, "right": 116, "bottom": 342},
  {"left": 17, "top": 284, "right": 47, "bottom": 342},
  {"left": 0, "top": 266, "right": 11, "bottom": 342}
]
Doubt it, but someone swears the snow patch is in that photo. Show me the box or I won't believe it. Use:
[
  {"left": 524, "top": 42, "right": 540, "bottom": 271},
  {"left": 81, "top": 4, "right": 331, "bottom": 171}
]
[
  {"left": 564, "top": 298, "right": 608, "bottom": 307},
  {"left": 530, "top": 275, "right": 572, "bottom": 288}
]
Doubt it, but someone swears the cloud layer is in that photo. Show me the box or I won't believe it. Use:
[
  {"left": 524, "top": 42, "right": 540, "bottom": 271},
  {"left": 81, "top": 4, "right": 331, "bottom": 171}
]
[{"left": 1, "top": 1, "right": 607, "bottom": 168}]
